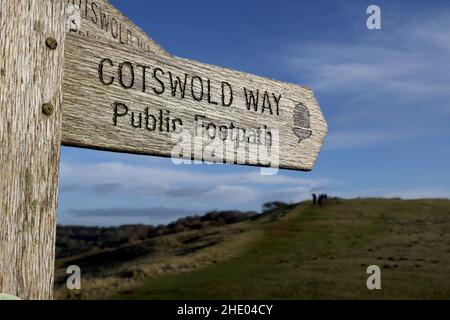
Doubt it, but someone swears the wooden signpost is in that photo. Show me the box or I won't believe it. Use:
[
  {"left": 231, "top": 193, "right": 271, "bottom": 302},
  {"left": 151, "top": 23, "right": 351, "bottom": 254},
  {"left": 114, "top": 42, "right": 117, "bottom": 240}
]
[
  {"left": 65, "top": 0, "right": 168, "bottom": 56},
  {"left": 0, "top": 0, "right": 328, "bottom": 299}
]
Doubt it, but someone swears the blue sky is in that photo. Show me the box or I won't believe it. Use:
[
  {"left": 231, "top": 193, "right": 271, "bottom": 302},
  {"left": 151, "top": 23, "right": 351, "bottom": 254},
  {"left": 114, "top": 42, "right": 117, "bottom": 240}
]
[{"left": 59, "top": 0, "right": 450, "bottom": 226}]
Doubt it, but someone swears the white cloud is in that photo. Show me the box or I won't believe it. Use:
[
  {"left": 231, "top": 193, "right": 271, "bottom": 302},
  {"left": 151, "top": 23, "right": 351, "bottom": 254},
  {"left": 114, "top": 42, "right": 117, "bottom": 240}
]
[
  {"left": 204, "top": 185, "right": 260, "bottom": 204},
  {"left": 332, "top": 187, "right": 450, "bottom": 200},
  {"left": 382, "top": 188, "right": 450, "bottom": 200},
  {"left": 59, "top": 161, "right": 336, "bottom": 224},
  {"left": 286, "top": 15, "right": 450, "bottom": 98},
  {"left": 282, "top": 12, "right": 450, "bottom": 150},
  {"left": 68, "top": 206, "right": 195, "bottom": 218},
  {"left": 324, "top": 129, "right": 418, "bottom": 151},
  {"left": 60, "top": 161, "right": 333, "bottom": 197}
]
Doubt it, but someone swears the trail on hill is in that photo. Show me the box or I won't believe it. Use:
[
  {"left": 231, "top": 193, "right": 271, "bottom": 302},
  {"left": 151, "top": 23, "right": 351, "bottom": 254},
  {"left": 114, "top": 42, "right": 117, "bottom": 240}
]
[
  {"left": 114, "top": 199, "right": 450, "bottom": 299},
  {"left": 54, "top": 199, "right": 450, "bottom": 299}
]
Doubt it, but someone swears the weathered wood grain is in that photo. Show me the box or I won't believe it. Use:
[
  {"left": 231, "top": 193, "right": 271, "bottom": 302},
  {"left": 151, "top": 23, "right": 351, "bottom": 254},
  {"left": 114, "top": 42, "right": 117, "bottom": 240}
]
[
  {"left": 62, "top": 34, "right": 327, "bottom": 171},
  {"left": 65, "top": 0, "right": 168, "bottom": 56},
  {"left": 0, "top": 0, "right": 66, "bottom": 299}
]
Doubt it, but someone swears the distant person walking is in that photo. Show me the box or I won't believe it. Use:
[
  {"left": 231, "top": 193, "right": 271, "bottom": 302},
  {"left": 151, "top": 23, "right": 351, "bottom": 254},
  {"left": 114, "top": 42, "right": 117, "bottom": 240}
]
[{"left": 317, "top": 194, "right": 329, "bottom": 206}]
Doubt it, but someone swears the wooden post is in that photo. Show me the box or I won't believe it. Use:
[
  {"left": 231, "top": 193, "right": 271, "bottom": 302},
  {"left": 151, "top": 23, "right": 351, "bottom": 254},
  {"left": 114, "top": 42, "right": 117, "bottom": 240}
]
[{"left": 0, "top": 0, "right": 66, "bottom": 299}]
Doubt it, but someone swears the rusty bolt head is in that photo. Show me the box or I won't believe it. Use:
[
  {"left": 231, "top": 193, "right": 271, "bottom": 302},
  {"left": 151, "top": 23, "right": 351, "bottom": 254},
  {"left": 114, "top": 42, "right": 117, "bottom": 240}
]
[
  {"left": 42, "top": 103, "right": 55, "bottom": 116},
  {"left": 45, "top": 37, "right": 58, "bottom": 50}
]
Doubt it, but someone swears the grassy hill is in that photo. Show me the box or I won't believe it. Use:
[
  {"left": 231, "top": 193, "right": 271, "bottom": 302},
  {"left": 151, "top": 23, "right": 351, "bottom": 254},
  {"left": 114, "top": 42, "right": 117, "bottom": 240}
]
[{"left": 55, "top": 199, "right": 450, "bottom": 299}]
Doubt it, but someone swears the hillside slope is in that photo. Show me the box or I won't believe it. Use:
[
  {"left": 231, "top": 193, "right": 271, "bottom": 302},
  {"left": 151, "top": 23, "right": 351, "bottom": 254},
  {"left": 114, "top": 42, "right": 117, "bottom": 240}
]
[{"left": 56, "top": 199, "right": 450, "bottom": 299}]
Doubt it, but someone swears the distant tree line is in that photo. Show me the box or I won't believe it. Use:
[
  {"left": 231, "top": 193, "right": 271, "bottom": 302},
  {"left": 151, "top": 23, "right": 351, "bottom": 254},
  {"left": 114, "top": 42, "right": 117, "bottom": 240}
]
[{"left": 56, "top": 209, "right": 257, "bottom": 258}]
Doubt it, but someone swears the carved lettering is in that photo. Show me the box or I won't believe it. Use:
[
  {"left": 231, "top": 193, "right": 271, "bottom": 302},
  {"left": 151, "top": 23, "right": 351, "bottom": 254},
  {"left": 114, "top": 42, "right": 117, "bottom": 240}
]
[{"left": 99, "top": 59, "right": 281, "bottom": 121}]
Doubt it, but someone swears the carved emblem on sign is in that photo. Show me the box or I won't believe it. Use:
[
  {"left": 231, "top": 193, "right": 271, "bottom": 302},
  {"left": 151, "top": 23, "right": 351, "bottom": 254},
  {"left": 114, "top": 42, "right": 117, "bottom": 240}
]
[{"left": 292, "top": 103, "right": 312, "bottom": 143}]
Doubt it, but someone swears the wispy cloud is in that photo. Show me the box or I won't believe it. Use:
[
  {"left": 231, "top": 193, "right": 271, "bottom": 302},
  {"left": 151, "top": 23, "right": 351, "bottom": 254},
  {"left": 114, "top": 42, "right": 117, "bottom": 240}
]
[
  {"left": 287, "top": 16, "right": 450, "bottom": 98},
  {"left": 68, "top": 206, "right": 195, "bottom": 219},
  {"left": 60, "top": 162, "right": 334, "bottom": 198},
  {"left": 333, "top": 187, "right": 450, "bottom": 200},
  {"left": 324, "top": 129, "right": 418, "bottom": 151},
  {"left": 283, "top": 12, "right": 450, "bottom": 150},
  {"left": 59, "top": 161, "right": 336, "bottom": 220}
]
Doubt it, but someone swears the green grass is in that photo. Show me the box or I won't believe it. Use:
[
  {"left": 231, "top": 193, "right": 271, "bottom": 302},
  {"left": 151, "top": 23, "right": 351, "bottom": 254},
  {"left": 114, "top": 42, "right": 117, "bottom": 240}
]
[
  {"left": 113, "top": 199, "right": 450, "bottom": 299},
  {"left": 55, "top": 199, "right": 450, "bottom": 299}
]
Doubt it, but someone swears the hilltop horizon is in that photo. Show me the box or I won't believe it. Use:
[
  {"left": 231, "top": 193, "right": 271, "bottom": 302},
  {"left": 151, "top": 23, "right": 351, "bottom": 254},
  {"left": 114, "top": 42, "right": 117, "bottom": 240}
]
[{"left": 57, "top": 196, "right": 450, "bottom": 227}]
